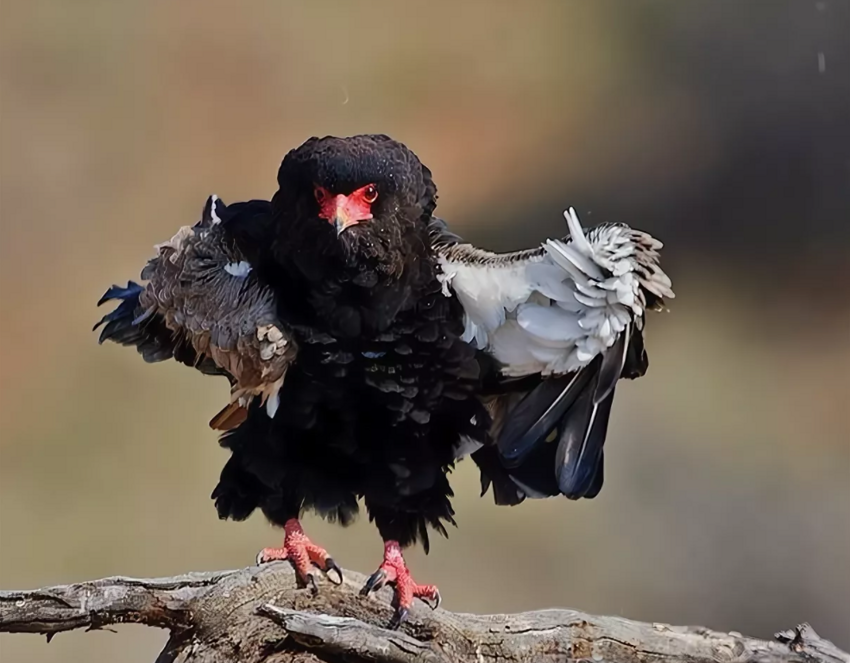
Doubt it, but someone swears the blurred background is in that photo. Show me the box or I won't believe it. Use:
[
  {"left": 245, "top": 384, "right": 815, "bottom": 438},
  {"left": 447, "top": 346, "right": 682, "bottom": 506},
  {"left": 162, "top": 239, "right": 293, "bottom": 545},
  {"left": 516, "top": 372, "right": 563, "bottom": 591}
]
[{"left": 1, "top": 1, "right": 848, "bottom": 660}]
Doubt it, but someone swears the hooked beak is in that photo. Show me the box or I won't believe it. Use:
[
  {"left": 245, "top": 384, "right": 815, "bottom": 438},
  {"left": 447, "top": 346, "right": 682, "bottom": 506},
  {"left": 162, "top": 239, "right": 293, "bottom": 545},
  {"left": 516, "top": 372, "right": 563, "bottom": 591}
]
[
  {"left": 332, "top": 206, "right": 355, "bottom": 236},
  {"left": 319, "top": 193, "right": 373, "bottom": 236}
]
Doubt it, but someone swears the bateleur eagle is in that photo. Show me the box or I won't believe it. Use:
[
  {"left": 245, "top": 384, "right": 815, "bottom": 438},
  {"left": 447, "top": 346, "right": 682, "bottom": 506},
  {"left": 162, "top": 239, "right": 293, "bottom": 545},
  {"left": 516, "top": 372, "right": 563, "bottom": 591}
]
[{"left": 96, "top": 134, "right": 674, "bottom": 628}]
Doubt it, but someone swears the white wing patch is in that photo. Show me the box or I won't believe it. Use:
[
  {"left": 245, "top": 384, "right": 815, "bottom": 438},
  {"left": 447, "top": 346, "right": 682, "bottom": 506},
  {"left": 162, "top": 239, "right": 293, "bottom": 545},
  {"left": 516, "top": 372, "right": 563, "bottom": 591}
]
[
  {"left": 438, "top": 254, "right": 543, "bottom": 348},
  {"left": 208, "top": 194, "right": 223, "bottom": 224},
  {"left": 224, "top": 261, "right": 252, "bottom": 277},
  {"left": 439, "top": 208, "right": 674, "bottom": 377},
  {"left": 265, "top": 391, "right": 280, "bottom": 418}
]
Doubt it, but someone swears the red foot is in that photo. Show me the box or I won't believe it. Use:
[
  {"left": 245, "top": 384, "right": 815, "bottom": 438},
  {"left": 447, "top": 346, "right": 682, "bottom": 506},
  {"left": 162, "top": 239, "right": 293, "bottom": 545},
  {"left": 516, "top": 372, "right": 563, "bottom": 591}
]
[
  {"left": 256, "top": 519, "right": 342, "bottom": 592},
  {"left": 359, "top": 540, "right": 441, "bottom": 628}
]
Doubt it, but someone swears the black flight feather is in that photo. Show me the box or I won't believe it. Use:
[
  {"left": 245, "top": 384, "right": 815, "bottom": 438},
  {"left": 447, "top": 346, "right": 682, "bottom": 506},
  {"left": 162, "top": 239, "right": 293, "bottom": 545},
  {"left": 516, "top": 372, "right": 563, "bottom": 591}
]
[
  {"left": 496, "top": 362, "right": 596, "bottom": 468},
  {"left": 554, "top": 379, "right": 615, "bottom": 499},
  {"left": 594, "top": 324, "right": 629, "bottom": 405}
]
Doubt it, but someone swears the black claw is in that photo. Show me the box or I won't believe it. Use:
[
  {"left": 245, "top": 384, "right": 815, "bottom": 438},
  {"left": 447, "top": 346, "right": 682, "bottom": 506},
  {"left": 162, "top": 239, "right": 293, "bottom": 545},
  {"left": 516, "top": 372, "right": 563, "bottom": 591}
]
[
  {"left": 255, "top": 550, "right": 268, "bottom": 566},
  {"left": 306, "top": 573, "right": 319, "bottom": 596},
  {"left": 389, "top": 607, "right": 409, "bottom": 630},
  {"left": 323, "top": 558, "right": 344, "bottom": 585},
  {"left": 360, "top": 569, "right": 387, "bottom": 596},
  {"left": 423, "top": 590, "right": 441, "bottom": 611}
]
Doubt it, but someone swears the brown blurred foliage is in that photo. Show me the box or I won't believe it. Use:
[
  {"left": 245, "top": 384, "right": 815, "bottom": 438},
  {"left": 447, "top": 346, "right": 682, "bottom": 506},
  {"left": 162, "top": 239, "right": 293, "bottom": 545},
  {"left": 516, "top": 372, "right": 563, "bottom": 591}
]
[{"left": 1, "top": 2, "right": 848, "bottom": 661}]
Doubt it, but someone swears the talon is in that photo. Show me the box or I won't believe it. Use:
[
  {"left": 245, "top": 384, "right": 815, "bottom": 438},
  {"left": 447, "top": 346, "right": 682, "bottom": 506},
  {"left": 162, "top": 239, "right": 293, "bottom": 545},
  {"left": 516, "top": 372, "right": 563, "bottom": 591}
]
[
  {"left": 424, "top": 590, "right": 441, "bottom": 611},
  {"left": 361, "top": 568, "right": 387, "bottom": 596},
  {"left": 256, "top": 519, "right": 339, "bottom": 593},
  {"left": 362, "top": 540, "right": 441, "bottom": 626},
  {"left": 389, "top": 607, "right": 409, "bottom": 630},
  {"left": 323, "top": 557, "right": 344, "bottom": 585}
]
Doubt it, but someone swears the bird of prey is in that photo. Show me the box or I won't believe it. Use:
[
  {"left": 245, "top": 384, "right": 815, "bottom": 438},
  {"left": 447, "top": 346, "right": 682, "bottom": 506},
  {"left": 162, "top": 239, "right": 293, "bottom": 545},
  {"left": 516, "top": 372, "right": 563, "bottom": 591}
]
[{"left": 96, "top": 134, "right": 674, "bottom": 628}]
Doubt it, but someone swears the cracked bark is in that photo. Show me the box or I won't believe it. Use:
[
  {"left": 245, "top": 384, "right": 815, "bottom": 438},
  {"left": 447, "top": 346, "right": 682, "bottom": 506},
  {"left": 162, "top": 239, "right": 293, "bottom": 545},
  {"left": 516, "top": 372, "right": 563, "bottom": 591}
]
[{"left": 1, "top": 564, "right": 847, "bottom": 663}]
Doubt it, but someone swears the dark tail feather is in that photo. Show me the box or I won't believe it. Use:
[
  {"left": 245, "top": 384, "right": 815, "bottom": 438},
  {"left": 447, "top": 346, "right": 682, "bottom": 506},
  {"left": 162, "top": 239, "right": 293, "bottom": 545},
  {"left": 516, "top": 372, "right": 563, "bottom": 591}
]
[
  {"left": 212, "top": 402, "right": 278, "bottom": 522},
  {"left": 211, "top": 455, "right": 263, "bottom": 521},
  {"left": 472, "top": 445, "right": 526, "bottom": 506}
]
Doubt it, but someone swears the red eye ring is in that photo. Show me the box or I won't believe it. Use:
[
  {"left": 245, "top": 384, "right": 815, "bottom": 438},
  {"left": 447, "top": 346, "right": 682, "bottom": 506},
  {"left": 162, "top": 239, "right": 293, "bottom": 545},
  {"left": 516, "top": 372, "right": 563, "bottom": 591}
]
[
  {"left": 363, "top": 184, "right": 378, "bottom": 204},
  {"left": 314, "top": 186, "right": 327, "bottom": 203}
]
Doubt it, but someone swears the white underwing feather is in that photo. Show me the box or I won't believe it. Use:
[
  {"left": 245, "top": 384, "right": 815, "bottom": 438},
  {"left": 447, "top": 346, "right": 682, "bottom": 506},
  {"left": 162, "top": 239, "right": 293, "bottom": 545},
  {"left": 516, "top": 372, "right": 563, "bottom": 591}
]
[
  {"left": 224, "top": 261, "right": 252, "bottom": 277},
  {"left": 265, "top": 390, "right": 280, "bottom": 418},
  {"left": 436, "top": 207, "right": 674, "bottom": 377}
]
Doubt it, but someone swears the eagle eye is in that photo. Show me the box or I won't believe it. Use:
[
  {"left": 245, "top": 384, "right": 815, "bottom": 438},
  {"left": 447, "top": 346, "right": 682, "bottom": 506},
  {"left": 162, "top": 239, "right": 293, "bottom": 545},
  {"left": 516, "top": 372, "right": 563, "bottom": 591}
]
[{"left": 362, "top": 184, "right": 378, "bottom": 204}]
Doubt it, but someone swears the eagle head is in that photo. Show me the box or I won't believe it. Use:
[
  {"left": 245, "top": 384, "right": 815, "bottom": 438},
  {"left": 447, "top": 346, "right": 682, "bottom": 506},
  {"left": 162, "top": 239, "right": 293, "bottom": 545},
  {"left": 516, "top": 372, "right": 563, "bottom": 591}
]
[{"left": 271, "top": 134, "right": 437, "bottom": 278}]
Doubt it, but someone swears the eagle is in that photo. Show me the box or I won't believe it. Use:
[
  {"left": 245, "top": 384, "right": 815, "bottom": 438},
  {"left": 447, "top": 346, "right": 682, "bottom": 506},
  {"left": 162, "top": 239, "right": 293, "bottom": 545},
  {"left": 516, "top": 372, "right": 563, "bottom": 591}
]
[{"left": 95, "top": 134, "right": 674, "bottom": 628}]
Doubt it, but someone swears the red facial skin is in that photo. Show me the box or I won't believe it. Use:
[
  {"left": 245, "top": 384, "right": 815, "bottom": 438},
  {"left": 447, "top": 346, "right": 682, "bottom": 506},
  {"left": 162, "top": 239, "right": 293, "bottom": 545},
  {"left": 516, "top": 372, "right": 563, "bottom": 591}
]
[{"left": 315, "top": 183, "right": 377, "bottom": 233}]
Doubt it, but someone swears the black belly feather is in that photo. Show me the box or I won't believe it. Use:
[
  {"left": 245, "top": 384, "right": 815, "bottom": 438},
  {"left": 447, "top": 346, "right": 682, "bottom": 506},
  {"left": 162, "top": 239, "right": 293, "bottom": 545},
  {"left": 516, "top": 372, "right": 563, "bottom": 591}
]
[
  {"left": 95, "top": 134, "right": 672, "bottom": 564},
  {"left": 211, "top": 274, "right": 491, "bottom": 551}
]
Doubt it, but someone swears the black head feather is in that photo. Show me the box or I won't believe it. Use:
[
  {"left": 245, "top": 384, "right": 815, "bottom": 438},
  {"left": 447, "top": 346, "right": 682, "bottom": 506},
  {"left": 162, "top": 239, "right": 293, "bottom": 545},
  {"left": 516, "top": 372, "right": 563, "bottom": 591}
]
[
  {"left": 270, "top": 134, "right": 439, "bottom": 285},
  {"left": 275, "top": 134, "right": 436, "bottom": 217}
]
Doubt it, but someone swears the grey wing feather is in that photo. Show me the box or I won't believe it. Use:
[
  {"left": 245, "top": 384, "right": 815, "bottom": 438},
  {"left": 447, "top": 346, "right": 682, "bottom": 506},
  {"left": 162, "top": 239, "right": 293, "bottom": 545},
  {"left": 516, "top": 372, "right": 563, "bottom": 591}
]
[
  {"left": 101, "top": 195, "right": 297, "bottom": 428},
  {"left": 432, "top": 209, "right": 673, "bottom": 502}
]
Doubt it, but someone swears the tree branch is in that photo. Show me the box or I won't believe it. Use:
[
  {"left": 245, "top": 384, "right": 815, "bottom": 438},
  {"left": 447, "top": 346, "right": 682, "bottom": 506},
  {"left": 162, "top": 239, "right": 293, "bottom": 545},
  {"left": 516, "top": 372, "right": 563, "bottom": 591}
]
[{"left": 1, "top": 564, "right": 846, "bottom": 663}]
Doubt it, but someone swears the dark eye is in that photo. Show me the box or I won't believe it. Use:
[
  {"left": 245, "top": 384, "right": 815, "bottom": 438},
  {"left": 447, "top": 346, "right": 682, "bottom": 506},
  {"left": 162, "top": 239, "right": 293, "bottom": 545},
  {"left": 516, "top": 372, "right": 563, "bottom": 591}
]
[
  {"left": 314, "top": 186, "right": 327, "bottom": 203},
  {"left": 363, "top": 185, "right": 378, "bottom": 204}
]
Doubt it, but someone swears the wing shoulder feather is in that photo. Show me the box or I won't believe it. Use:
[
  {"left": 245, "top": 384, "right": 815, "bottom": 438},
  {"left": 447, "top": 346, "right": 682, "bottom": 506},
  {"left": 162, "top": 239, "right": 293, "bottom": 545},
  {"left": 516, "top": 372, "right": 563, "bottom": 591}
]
[
  {"left": 433, "top": 208, "right": 673, "bottom": 378},
  {"left": 97, "top": 195, "right": 297, "bottom": 425},
  {"left": 437, "top": 209, "right": 674, "bottom": 504}
]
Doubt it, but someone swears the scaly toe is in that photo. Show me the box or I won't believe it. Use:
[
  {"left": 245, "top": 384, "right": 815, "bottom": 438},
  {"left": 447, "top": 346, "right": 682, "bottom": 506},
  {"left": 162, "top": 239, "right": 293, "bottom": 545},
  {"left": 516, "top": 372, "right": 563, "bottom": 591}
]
[{"left": 256, "top": 547, "right": 287, "bottom": 566}]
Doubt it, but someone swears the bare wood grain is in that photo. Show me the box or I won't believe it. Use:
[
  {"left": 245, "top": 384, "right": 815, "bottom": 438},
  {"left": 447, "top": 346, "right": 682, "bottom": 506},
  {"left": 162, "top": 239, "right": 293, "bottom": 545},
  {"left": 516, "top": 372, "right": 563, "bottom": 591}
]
[{"left": 2, "top": 564, "right": 846, "bottom": 663}]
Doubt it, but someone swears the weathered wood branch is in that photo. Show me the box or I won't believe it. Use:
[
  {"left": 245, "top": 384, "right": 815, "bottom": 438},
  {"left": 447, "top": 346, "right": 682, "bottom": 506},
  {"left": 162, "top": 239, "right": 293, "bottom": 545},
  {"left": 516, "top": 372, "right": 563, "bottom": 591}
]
[{"left": 1, "top": 564, "right": 846, "bottom": 663}]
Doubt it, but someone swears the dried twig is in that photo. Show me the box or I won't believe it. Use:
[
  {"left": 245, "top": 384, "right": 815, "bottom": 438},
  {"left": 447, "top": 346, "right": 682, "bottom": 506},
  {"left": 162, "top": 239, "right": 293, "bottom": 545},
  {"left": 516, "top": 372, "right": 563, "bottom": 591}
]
[{"left": 1, "top": 564, "right": 846, "bottom": 663}]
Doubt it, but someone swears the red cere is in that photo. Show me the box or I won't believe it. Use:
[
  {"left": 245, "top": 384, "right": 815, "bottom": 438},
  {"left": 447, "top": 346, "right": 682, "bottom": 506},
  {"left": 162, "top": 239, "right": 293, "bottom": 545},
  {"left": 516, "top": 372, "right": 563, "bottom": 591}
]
[{"left": 315, "top": 183, "right": 377, "bottom": 230}]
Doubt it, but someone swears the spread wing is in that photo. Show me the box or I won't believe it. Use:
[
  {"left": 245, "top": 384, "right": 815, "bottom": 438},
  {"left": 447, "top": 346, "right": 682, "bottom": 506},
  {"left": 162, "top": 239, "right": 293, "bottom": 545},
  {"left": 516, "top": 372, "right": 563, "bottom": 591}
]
[
  {"left": 95, "top": 195, "right": 296, "bottom": 430},
  {"left": 433, "top": 208, "right": 674, "bottom": 501}
]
